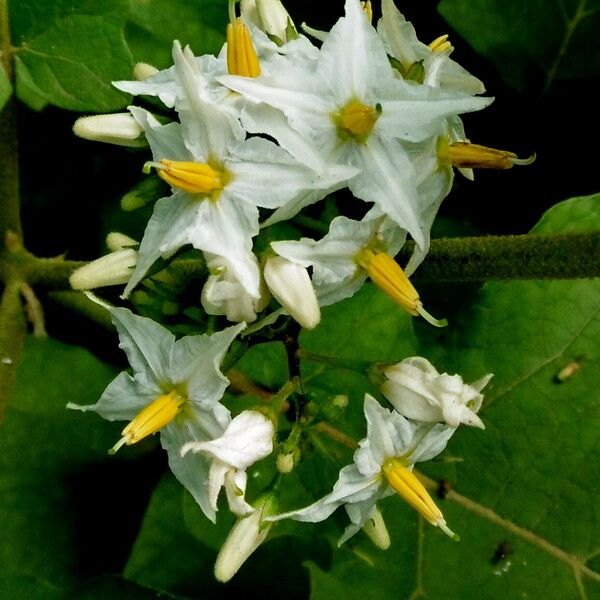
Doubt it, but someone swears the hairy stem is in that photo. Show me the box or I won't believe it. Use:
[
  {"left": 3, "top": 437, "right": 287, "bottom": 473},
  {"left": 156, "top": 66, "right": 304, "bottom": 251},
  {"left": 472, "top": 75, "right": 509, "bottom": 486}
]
[
  {"left": 400, "top": 231, "right": 600, "bottom": 282},
  {"left": 0, "top": 280, "right": 26, "bottom": 421}
]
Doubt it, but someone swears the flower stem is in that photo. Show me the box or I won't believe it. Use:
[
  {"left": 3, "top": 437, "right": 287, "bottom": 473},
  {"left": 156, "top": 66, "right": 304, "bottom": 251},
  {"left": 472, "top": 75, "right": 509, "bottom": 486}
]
[
  {"left": 400, "top": 232, "right": 600, "bottom": 282},
  {"left": 296, "top": 348, "right": 371, "bottom": 373}
]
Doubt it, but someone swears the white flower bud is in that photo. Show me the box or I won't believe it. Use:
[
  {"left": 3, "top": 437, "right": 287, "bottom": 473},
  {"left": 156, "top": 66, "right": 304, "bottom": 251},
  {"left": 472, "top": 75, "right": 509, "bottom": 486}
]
[
  {"left": 362, "top": 506, "right": 390, "bottom": 550},
  {"left": 381, "top": 357, "right": 493, "bottom": 429},
  {"left": 241, "top": 0, "right": 297, "bottom": 43},
  {"left": 73, "top": 113, "right": 146, "bottom": 147},
  {"left": 264, "top": 256, "right": 320, "bottom": 329},
  {"left": 214, "top": 497, "right": 276, "bottom": 582},
  {"left": 133, "top": 62, "right": 159, "bottom": 81},
  {"left": 105, "top": 232, "right": 138, "bottom": 252},
  {"left": 276, "top": 452, "right": 294, "bottom": 473},
  {"left": 70, "top": 249, "right": 137, "bottom": 290},
  {"left": 201, "top": 254, "right": 269, "bottom": 324}
]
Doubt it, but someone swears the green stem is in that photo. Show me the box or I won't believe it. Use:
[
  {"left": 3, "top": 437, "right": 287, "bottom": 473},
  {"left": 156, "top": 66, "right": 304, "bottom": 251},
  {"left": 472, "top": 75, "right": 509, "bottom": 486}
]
[
  {"left": 0, "top": 0, "right": 20, "bottom": 242},
  {"left": 399, "top": 232, "right": 600, "bottom": 282},
  {"left": 0, "top": 280, "right": 26, "bottom": 421},
  {"left": 296, "top": 348, "right": 371, "bottom": 373}
]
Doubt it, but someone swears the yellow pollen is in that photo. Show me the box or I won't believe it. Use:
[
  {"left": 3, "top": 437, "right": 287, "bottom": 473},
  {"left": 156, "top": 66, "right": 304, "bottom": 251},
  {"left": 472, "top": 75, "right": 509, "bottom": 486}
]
[
  {"left": 438, "top": 139, "right": 537, "bottom": 170},
  {"left": 227, "top": 18, "right": 261, "bottom": 78},
  {"left": 110, "top": 390, "right": 185, "bottom": 454},
  {"left": 428, "top": 34, "right": 452, "bottom": 53},
  {"left": 154, "top": 159, "right": 225, "bottom": 196},
  {"left": 335, "top": 100, "right": 380, "bottom": 142},
  {"left": 361, "top": 1, "right": 373, "bottom": 23},
  {"left": 356, "top": 248, "right": 448, "bottom": 327},
  {"left": 382, "top": 458, "right": 458, "bottom": 539}
]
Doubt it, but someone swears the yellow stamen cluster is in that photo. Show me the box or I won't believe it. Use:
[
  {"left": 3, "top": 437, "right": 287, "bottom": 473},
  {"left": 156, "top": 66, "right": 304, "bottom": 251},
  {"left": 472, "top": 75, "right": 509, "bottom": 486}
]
[
  {"left": 227, "top": 18, "right": 261, "bottom": 78},
  {"left": 428, "top": 34, "right": 452, "bottom": 53},
  {"left": 153, "top": 159, "right": 226, "bottom": 197},
  {"left": 355, "top": 248, "right": 447, "bottom": 327},
  {"left": 335, "top": 100, "right": 380, "bottom": 142},
  {"left": 110, "top": 390, "right": 186, "bottom": 454},
  {"left": 438, "top": 140, "right": 536, "bottom": 170},
  {"left": 361, "top": 1, "right": 373, "bottom": 23},
  {"left": 382, "top": 458, "right": 458, "bottom": 539}
]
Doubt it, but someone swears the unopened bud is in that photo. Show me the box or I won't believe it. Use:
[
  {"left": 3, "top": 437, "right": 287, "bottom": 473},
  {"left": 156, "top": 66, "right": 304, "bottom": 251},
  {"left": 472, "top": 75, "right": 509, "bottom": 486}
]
[
  {"left": 106, "top": 232, "right": 138, "bottom": 252},
  {"left": 70, "top": 249, "right": 137, "bottom": 290},
  {"left": 214, "top": 494, "right": 277, "bottom": 582},
  {"left": 362, "top": 506, "right": 390, "bottom": 550},
  {"left": 276, "top": 452, "right": 295, "bottom": 473},
  {"left": 264, "top": 256, "right": 320, "bottom": 329},
  {"left": 73, "top": 113, "right": 146, "bottom": 147},
  {"left": 134, "top": 62, "right": 159, "bottom": 81}
]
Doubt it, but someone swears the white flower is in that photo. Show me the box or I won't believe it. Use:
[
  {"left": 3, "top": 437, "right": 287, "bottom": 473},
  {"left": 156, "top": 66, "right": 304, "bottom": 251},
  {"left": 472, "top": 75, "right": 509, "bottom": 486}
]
[
  {"left": 378, "top": 0, "right": 485, "bottom": 95},
  {"left": 269, "top": 394, "right": 458, "bottom": 543},
  {"left": 181, "top": 410, "right": 274, "bottom": 515},
  {"left": 220, "top": 0, "right": 491, "bottom": 251},
  {"left": 122, "top": 42, "right": 350, "bottom": 301},
  {"left": 202, "top": 253, "right": 270, "bottom": 323},
  {"left": 382, "top": 357, "right": 493, "bottom": 429},
  {"left": 271, "top": 215, "right": 405, "bottom": 307},
  {"left": 263, "top": 255, "right": 320, "bottom": 329},
  {"left": 67, "top": 307, "right": 246, "bottom": 522},
  {"left": 73, "top": 113, "right": 146, "bottom": 147}
]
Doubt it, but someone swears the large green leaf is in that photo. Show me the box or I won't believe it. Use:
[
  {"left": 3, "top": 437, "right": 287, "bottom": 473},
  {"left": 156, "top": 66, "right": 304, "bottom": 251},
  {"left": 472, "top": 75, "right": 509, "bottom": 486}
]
[
  {"left": 10, "top": 0, "right": 133, "bottom": 111},
  {"left": 308, "top": 195, "right": 600, "bottom": 599},
  {"left": 126, "top": 0, "right": 228, "bottom": 69},
  {"left": 0, "top": 336, "right": 157, "bottom": 596},
  {"left": 438, "top": 0, "right": 600, "bottom": 90}
]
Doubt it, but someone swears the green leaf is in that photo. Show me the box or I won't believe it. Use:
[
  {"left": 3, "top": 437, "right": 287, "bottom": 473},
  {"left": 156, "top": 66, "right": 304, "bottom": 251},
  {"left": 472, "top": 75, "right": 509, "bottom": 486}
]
[
  {"left": 126, "top": 0, "right": 228, "bottom": 69},
  {"left": 68, "top": 575, "right": 180, "bottom": 599},
  {"left": 10, "top": 0, "right": 133, "bottom": 111},
  {"left": 0, "top": 63, "right": 11, "bottom": 110},
  {"left": 438, "top": 0, "right": 600, "bottom": 90},
  {"left": 0, "top": 336, "right": 149, "bottom": 593},
  {"left": 308, "top": 193, "right": 600, "bottom": 598}
]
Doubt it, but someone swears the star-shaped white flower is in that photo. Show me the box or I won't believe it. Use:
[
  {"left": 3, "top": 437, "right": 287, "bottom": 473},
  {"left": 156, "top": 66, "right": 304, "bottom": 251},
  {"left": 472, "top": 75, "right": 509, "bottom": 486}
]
[
  {"left": 269, "top": 394, "right": 457, "bottom": 544},
  {"left": 181, "top": 410, "right": 274, "bottom": 515},
  {"left": 68, "top": 307, "right": 248, "bottom": 522},
  {"left": 382, "top": 356, "right": 493, "bottom": 429},
  {"left": 271, "top": 215, "right": 405, "bottom": 306},
  {"left": 220, "top": 0, "right": 491, "bottom": 250},
  {"left": 123, "top": 42, "right": 352, "bottom": 300}
]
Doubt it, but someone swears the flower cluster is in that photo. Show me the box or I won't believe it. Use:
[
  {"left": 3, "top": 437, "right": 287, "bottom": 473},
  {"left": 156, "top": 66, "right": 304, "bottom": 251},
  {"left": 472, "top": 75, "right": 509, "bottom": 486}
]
[{"left": 69, "top": 0, "right": 515, "bottom": 583}]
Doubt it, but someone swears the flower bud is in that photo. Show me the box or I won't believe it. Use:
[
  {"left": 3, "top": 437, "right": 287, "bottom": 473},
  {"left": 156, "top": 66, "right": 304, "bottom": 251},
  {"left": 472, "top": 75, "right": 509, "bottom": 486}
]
[
  {"left": 214, "top": 494, "right": 277, "bottom": 582},
  {"left": 241, "top": 0, "right": 297, "bottom": 44},
  {"left": 70, "top": 249, "right": 137, "bottom": 290},
  {"left": 105, "top": 232, "right": 138, "bottom": 252},
  {"left": 362, "top": 506, "right": 390, "bottom": 550},
  {"left": 73, "top": 113, "right": 146, "bottom": 147},
  {"left": 381, "top": 357, "right": 493, "bottom": 429},
  {"left": 264, "top": 256, "right": 320, "bottom": 329},
  {"left": 133, "top": 62, "right": 159, "bottom": 81}
]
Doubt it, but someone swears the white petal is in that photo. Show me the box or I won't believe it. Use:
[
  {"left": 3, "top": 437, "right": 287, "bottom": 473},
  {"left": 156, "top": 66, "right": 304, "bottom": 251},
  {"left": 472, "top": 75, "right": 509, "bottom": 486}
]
[
  {"left": 169, "top": 323, "right": 246, "bottom": 407},
  {"left": 183, "top": 411, "right": 273, "bottom": 469},
  {"left": 225, "top": 469, "right": 254, "bottom": 516},
  {"left": 123, "top": 193, "right": 196, "bottom": 298},
  {"left": 408, "top": 423, "right": 455, "bottom": 464},
  {"left": 67, "top": 371, "right": 157, "bottom": 421}
]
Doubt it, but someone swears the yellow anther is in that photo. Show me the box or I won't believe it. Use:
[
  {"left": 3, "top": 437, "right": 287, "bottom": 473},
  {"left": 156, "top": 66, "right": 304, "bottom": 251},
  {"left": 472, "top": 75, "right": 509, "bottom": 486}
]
[
  {"left": 382, "top": 458, "right": 458, "bottom": 539},
  {"left": 438, "top": 139, "right": 536, "bottom": 170},
  {"left": 361, "top": 1, "right": 373, "bottom": 23},
  {"left": 151, "top": 159, "right": 226, "bottom": 197},
  {"left": 428, "top": 34, "right": 452, "bottom": 53},
  {"left": 110, "top": 390, "right": 186, "bottom": 454},
  {"left": 334, "top": 100, "right": 380, "bottom": 142},
  {"left": 227, "top": 18, "right": 261, "bottom": 78},
  {"left": 355, "top": 248, "right": 447, "bottom": 327}
]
